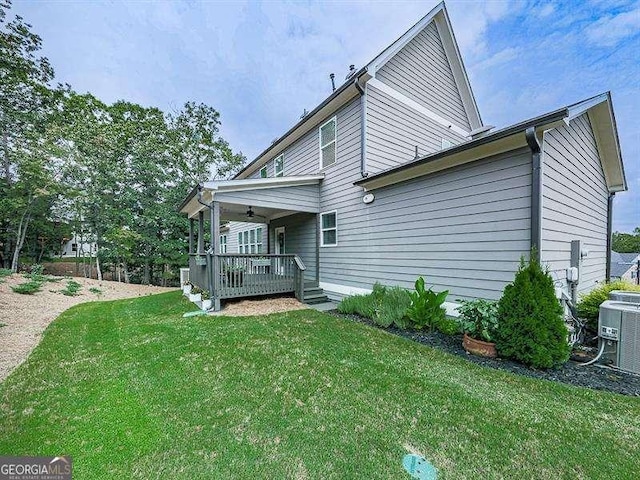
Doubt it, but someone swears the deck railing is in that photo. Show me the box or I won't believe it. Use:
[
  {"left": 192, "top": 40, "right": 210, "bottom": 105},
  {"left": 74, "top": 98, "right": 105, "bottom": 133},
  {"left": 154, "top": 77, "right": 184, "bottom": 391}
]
[{"left": 189, "top": 253, "right": 306, "bottom": 308}]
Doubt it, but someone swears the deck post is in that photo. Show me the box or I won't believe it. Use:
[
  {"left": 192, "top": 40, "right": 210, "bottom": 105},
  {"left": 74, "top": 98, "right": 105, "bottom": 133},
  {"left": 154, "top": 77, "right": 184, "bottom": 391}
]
[
  {"left": 197, "top": 210, "right": 205, "bottom": 254},
  {"left": 188, "top": 218, "right": 194, "bottom": 254},
  {"left": 211, "top": 201, "right": 221, "bottom": 311}
]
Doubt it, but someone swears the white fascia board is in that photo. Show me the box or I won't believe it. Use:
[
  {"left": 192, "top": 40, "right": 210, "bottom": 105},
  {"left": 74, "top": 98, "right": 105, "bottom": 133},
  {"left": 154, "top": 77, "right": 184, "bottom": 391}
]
[
  {"left": 204, "top": 175, "right": 324, "bottom": 194},
  {"left": 366, "top": 2, "right": 444, "bottom": 76},
  {"left": 436, "top": 6, "right": 482, "bottom": 129},
  {"left": 565, "top": 93, "right": 609, "bottom": 123},
  {"left": 368, "top": 78, "right": 470, "bottom": 137}
]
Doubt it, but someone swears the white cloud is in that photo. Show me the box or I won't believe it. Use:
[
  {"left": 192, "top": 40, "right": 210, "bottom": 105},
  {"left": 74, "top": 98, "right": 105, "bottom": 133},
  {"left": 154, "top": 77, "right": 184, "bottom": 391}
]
[
  {"left": 537, "top": 2, "right": 556, "bottom": 18},
  {"left": 586, "top": 5, "right": 640, "bottom": 46}
]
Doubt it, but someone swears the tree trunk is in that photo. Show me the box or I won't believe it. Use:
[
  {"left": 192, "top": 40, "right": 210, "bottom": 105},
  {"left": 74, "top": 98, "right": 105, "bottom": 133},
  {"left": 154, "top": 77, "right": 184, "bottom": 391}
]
[
  {"left": 143, "top": 259, "right": 150, "bottom": 285},
  {"left": 94, "top": 241, "right": 102, "bottom": 281},
  {"left": 11, "top": 210, "right": 31, "bottom": 272},
  {"left": 123, "top": 262, "right": 130, "bottom": 283}
]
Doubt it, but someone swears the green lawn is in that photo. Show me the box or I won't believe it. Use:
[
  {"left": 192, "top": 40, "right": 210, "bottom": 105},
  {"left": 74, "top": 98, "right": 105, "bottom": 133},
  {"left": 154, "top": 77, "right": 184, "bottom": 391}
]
[{"left": 1, "top": 291, "right": 639, "bottom": 479}]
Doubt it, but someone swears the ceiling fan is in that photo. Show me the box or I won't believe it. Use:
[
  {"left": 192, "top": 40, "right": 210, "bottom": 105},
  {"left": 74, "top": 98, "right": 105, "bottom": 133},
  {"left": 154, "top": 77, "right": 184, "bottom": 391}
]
[{"left": 246, "top": 206, "right": 267, "bottom": 221}]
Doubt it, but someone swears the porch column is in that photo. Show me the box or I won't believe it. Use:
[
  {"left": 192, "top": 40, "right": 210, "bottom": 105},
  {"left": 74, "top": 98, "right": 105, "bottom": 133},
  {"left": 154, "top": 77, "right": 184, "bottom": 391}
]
[
  {"left": 198, "top": 210, "right": 205, "bottom": 254},
  {"left": 211, "top": 201, "right": 221, "bottom": 311},
  {"left": 188, "top": 218, "right": 194, "bottom": 255}
]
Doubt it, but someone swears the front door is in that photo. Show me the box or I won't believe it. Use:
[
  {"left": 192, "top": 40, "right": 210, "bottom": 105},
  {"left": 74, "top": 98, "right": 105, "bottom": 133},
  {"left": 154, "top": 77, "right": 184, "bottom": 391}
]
[{"left": 275, "top": 227, "right": 285, "bottom": 274}]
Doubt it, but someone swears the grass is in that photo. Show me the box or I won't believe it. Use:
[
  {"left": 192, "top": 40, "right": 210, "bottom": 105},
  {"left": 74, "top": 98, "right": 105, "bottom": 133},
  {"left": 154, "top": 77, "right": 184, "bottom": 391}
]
[{"left": 1, "top": 291, "right": 639, "bottom": 479}]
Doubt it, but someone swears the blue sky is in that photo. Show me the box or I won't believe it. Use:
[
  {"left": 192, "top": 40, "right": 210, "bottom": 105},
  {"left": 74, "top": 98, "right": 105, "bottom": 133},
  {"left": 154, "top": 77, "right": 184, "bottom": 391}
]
[{"left": 12, "top": 0, "right": 639, "bottom": 231}]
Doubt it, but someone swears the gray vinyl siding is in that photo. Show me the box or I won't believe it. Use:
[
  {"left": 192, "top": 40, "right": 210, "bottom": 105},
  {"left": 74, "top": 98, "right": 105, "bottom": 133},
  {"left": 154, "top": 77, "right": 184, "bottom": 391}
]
[
  {"left": 215, "top": 184, "right": 320, "bottom": 213},
  {"left": 270, "top": 213, "right": 317, "bottom": 281},
  {"left": 320, "top": 148, "right": 531, "bottom": 301},
  {"left": 541, "top": 113, "right": 609, "bottom": 294},
  {"left": 226, "top": 221, "right": 268, "bottom": 254},
  {"left": 366, "top": 83, "right": 467, "bottom": 174},
  {"left": 376, "top": 21, "right": 470, "bottom": 131}
]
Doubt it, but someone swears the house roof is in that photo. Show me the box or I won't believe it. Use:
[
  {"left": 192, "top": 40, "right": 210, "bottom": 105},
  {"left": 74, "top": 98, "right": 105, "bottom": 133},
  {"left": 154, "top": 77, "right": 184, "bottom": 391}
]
[
  {"left": 610, "top": 251, "right": 640, "bottom": 278},
  {"left": 355, "top": 93, "right": 627, "bottom": 193},
  {"left": 233, "top": 2, "right": 478, "bottom": 180}
]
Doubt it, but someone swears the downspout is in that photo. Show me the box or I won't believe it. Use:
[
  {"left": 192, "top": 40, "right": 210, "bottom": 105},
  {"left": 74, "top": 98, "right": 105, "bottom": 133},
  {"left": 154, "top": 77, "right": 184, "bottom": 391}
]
[
  {"left": 525, "top": 127, "right": 542, "bottom": 257},
  {"left": 354, "top": 76, "right": 368, "bottom": 178},
  {"left": 606, "top": 192, "right": 615, "bottom": 282}
]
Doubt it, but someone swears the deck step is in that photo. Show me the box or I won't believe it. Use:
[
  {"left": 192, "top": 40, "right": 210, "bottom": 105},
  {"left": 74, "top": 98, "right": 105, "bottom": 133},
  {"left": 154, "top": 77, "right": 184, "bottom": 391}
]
[{"left": 303, "top": 284, "right": 330, "bottom": 305}]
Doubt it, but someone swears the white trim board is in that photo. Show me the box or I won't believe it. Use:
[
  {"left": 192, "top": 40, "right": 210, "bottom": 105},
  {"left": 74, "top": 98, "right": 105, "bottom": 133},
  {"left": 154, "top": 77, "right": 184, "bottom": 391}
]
[
  {"left": 319, "top": 281, "right": 461, "bottom": 317},
  {"left": 368, "top": 78, "right": 470, "bottom": 138}
]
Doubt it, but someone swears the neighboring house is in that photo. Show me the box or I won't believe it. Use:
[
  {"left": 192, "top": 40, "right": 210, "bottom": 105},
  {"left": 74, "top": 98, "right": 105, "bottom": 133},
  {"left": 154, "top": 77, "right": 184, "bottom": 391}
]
[
  {"left": 610, "top": 252, "right": 640, "bottom": 282},
  {"left": 59, "top": 233, "right": 96, "bottom": 259},
  {"left": 180, "top": 3, "right": 627, "bottom": 311}
]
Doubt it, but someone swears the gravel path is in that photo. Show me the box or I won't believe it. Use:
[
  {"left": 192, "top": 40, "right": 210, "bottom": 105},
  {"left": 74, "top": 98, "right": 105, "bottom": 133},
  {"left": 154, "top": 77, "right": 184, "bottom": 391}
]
[
  {"left": 0, "top": 274, "right": 175, "bottom": 382},
  {"left": 331, "top": 311, "right": 640, "bottom": 397}
]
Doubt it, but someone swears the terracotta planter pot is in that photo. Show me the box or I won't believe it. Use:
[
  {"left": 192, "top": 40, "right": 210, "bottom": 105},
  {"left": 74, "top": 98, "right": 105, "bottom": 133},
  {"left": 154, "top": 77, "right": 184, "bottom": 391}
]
[{"left": 463, "top": 333, "right": 497, "bottom": 358}]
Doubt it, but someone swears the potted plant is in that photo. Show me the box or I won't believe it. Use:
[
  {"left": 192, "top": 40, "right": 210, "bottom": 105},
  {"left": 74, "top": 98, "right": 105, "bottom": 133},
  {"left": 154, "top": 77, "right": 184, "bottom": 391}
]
[
  {"left": 456, "top": 299, "right": 499, "bottom": 358},
  {"left": 189, "top": 285, "right": 202, "bottom": 303},
  {"left": 182, "top": 281, "right": 192, "bottom": 296},
  {"left": 201, "top": 290, "right": 212, "bottom": 310}
]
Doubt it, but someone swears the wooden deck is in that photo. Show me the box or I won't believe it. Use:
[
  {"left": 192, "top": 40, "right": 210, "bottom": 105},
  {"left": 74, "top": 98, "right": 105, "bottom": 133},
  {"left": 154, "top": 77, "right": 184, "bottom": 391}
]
[{"left": 189, "top": 253, "right": 307, "bottom": 307}]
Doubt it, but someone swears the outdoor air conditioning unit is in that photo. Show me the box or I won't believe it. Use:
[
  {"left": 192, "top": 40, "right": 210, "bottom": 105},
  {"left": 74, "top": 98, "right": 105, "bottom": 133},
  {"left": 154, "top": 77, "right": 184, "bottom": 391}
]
[
  {"left": 609, "top": 290, "right": 640, "bottom": 304},
  {"left": 598, "top": 300, "right": 640, "bottom": 374}
]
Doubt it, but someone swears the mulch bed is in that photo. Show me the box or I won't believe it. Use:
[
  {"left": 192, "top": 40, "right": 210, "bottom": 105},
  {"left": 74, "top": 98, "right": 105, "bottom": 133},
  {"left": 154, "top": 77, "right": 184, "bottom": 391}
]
[{"left": 329, "top": 311, "right": 640, "bottom": 397}]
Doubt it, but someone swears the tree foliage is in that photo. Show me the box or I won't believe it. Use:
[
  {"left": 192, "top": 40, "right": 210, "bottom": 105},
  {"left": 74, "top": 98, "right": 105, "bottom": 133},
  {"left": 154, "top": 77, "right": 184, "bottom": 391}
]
[
  {"left": 0, "top": 1, "right": 246, "bottom": 283},
  {"left": 612, "top": 228, "right": 640, "bottom": 253}
]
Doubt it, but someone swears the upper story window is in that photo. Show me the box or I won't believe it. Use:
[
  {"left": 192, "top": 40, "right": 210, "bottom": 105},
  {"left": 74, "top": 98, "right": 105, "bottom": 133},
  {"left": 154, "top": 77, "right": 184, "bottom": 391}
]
[
  {"left": 260, "top": 165, "right": 268, "bottom": 178},
  {"left": 238, "top": 227, "right": 263, "bottom": 254},
  {"left": 275, "top": 154, "right": 284, "bottom": 177},
  {"left": 319, "top": 117, "right": 337, "bottom": 169},
  {"left": 320, "top": 211, "right": 337, "bottom": 247}
]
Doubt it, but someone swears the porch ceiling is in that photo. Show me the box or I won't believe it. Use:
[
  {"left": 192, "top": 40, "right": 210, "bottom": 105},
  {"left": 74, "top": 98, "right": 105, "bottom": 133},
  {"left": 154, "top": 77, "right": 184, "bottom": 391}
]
[{"left": 180, "top": 175, "right": 323, "bottom": 220}]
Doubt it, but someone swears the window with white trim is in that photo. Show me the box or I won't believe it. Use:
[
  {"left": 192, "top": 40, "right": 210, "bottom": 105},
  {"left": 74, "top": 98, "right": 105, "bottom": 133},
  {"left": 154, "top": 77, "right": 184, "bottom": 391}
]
[
  {"left": 320, "top": 211, "right": 337, "bottom": 246},
  {"left": 275, "top": 154, "right": 284, "bottom": 177},
  {"left": 260, "top": 165, "right": 268, "bottom": 178},
  {"left": 319, "top": 117, "right": 337, "bottom": 169},
  {"left": 219, "top": 234, "right": 227, "bottom": 253},
  {"left": 238, "top": 227, "right": 263, "bottom": 254}
]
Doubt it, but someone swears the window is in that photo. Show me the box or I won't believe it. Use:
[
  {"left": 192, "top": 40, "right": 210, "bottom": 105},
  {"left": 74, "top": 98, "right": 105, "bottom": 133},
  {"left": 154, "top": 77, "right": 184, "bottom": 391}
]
[
  {"left": 238, "top": 227, "right": 263, "bottom": 254},
  {"left": 219, "top": 234, "right": 227, "bottom": 254},
  {"left": 320, "top": 211, "right": 337, "bottom": 246},
  {"left": 319, "top": 117, "right": 337, "bottom": 169},
  {"left": 275, "top": 154, "right": 284, "bottom": 177},
  {"left": 260, "top": 165, "right": 268, "bottom": 178}
]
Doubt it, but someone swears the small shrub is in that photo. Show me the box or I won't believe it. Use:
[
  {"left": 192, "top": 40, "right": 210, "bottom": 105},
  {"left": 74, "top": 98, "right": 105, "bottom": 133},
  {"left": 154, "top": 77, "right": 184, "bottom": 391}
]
[
  {"left": 337, "top": 294, "right": 376, "bottom": 319},
  {"left": 406, "top": 277, "right": 448, "bottom": 330},
  {"left": 89, "top": 287, "right": 103, "bottom": 296},
  {"left": 495, "top": 257, "right": 570, "bottom": 369},
  {"left": 456, "top": 299, "right": 499, "bottom": 342},
  {"left": 201, "top": 290, "right": 211, "bottom": 300},
  {"left": 433, "top": 316, "right": 460, "bottom": 335},
  {"left": 11, "top": 281, "right": 43, "bottom": 295},
  {"left": 191, "top": 286, "right": 203, "bottom": 295},
  {"left": 576, "top": 280, "right": 640, "bottom": 329},
  {"left": 375, "top": 286, "right": 411, "bottom": 328},
  {"left": 61, "top": 280, "right": 82, "bottom": 296},
  {"left": 0, "top": 268, "right": 12, "bottom": 278},
  {"left": 337, "top": 283, "right": 411, "bottom": 328}
]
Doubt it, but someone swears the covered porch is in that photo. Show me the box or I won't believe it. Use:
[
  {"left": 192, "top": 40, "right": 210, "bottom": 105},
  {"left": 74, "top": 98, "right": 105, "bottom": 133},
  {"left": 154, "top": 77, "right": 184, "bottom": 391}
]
[{"left": 179, "top": 175, "right": 326, "bottom": 310}]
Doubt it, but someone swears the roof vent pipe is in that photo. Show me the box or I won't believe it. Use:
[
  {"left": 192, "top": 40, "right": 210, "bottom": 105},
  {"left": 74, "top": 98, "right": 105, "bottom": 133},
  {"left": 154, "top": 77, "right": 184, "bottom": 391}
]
[
  {"left": 345, "top": 64, "right": 357, "bottom": 80},
  {"left": 329, "top": 73, "right": 336, "bottom": 92}
]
